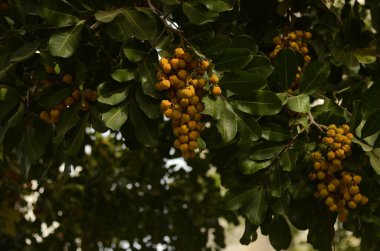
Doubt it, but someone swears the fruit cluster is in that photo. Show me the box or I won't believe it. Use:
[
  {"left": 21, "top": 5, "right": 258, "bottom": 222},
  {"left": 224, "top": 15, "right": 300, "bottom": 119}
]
[
  {"left": 308, "top": 124, "right": 368, "bottom": 222},
  {"left": 269, "top": 31, "right": 312, "bottom": 93},
  {"left": 39, "top": 66, "right": 97, "bottom": 124},
  {"left": 156, "top": 48, "right": 221, "bottom": 158}
]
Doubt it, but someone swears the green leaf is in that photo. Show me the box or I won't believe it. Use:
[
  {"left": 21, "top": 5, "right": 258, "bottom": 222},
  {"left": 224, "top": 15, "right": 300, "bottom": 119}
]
[
  {"left": 94, "top": 9, "right": 123, "bottom": 23},
  {"left": 0, "top": 86, "right": 20, "bottom": 118},
  {"left": 235, "top": 111, "right": 261, "bottom": 141},
  {"left": 351, "top": 100, "right": 363, "bottom": 131},
  {"left": 66, "top": 113, "right": 89, "bottom": 156},
  {"left": 245, "top": 55, "right": 274, "bottom": 77},
  {"left": 139, "top": 62, "right": 162, "bottom": 99},
  {"left": 269, "top": 168, "right": 291, "bottom": 198},
  {"left": 102, "top": 103, "right": 129, "bottom": 131},
  {"left": 219, "top": 70, "right": 267, "bottom": 95},
  {"left": 202, "top": 35, "right": 231, "bottom": 56},
  {"left": 53, "top": 105, "right": 80, "bottom": 144},
  {"left": 223, "top": 187, "right": 259, "bottom": 211},
  {"left": 366, "top": 150, "right": 380, "bottom": 175},
  {"left": 249, "top": 142, "right": 283, "bottom": 161},
  {"left": 160, "top": 0, "right": 180, "bottom": 5},
  {"left": 261, "top": 123, "right": 291, "bottom": 142},
  {"left": 135, "top": 89, "right": 161, "bottom": 119},
  {"left": 97, "top": 82, "right": 130, "bottom": 106},
  {"left": 361, "top": 80, "right": 380, "bottom": 109},
  {"left": 230, "top": 90, "right": 282, "bottom": 115},
  {"left": 231, "top": 35, "right": 258, "bottom": 55},
  {"left": 130, "top": 103, "right": 158, "bottom": 147},
  {"left": 287, "top": 94, "right": 310, "bottom": 113},
  {"left": 307, "top": 209, "right": 334, "bottom": 251},
  {"left": 240, "top": 220, "right": 258, "bottom": 245},
  {"left": 362, "top": 109, "right": 380, "bottom": 138},
  {"left": 300, "top": 61, "right": 330, "bottom": 94},
  {"left": 0, "top": 103, "right": 25, "bottom": 143},
  {"left": 19, "top": 128, "right": 45, "bottom": 164},
  {"left": 123, "top": 39, "right": 148, "bottom": 62},
  {"left": 122, "top": 9, "right": 158, "bottom": 41},
  {"left": 269, "top": 216, "right": 292, "bottom": 251},
  {"left": 111, "top": 69, "right": 135, "bottom": 82},
  {"left": 202, "top": 96, "right": 226, "bottom": 120},
  {"left": 239, "top": 157, "right": 273, "bottom": 175},
  {"left": 201, "top": 0, "right": 234, "bottom": 12},
  {"left": 273, "top": 48, "right": 299, "bottom": 91},
  {"left": 9, "top": 41, "right": 40, "bottom": 63},
  {"left": 49, "top": 21, "right": 84, "bottom": 58},
  {"left": 244, "top": 186, "right": 268, "bottom": 225},
  {"left": 215, "top": 48, "right": 253, "bottom": 71},
  {"left": 216, "top": 102, "right": 237, "bottom": 142},
  {"left": 272, "top": 193, "right": 290, "bottom": 215},
  {"left": 183, "top": 0, "right": 219, "bottom": 25},
  {"left": 38, "top": 0, "right": 79, "bottom": 27},
  {"left": 280, "top": 149, "right": 298, "bottom": 171},
  {"left": 38, "top": 85, "right": 72, "bottom": 108}
]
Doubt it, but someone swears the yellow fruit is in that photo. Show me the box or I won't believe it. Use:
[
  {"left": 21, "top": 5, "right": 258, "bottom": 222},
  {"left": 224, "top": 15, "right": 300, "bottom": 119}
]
[
  {"left": 288, "top": 32, "right": 297, "bottom": 40},
  {"left": 210, "top": 73, "right": 219, "bottom": 84},
  {"left": 177, "top": 70, "right": 188, "bottom": 80},
  {"left": 173, "top": 127, "right": 180, "bottom": 137},
  {"left": 173, "top": 139, "right": 181, "bottom": 149},
  {"left": 314, "top": 161, "right": 321, "bottom": 170},
  {"left": 342, "top": 144, "right": 351, "bottom": 153},
  {"left": 170, "top": 58, "right": 179, "bottom": 70},
  {"left": 353, "top": 193, "right": 363, "bottom": 203},
  {"left": 180, "top": 98, "right": 189, "bottom": 109},
  {"left": 304, "top": 55, "right": 311, "bottom": 63},
  {"left": 200, "top": 60, "right": 210, "bottom": 70},
  {"left": 64, "top": 96, "right": 75, "bottom": 107},
  {"left": 163, "top": 63, "right": 171, "bottom": 73},
  {"left": 160, "top": 100, "right": 172, "bottom": 110},
  {"left": 346, "top": 133, "right": 354, "bottom": 139},
  {"left": 188, "top": 141, "right": 198, "bottom": 150},
  {"left": 327, "top": 151, "right": 336, "bottom": 160},
  {"left": 304, "top": 32, "right": 312, "bottom": 39},
  {"left": 194, "top": 113, "right": 202, "bottom": 122},
  {"left": 190, "top": 95, "right": 200, "bottom": 105},
  {"left": 326, "top": 130, "right": 336, "bottom": 137},
  {"left": 160, "top": 58, "right": 169, "bottom": 67},
  {"left": 189, "top": 131, "right": 200, "bottom": 141},
  {"left": 183, "top": 52, "right": 192, "bottom": 63},
  {"left": 178, "top": 59, "right": 187, "bottom": 69},
  {"left": 353, "top": 175, "right": 362, "bottom": 184},
  {"left": 332, "top": 159, "right": 341, "bottom": 168},
  {"left": 300, "top": 47, "right": 309, "bottom": 54},
  {"left": 342, "top": 174, "right": 352, "bottom": 184},
  {"left": 327, "top": 183, "right": 336, "bottom": 192},
  {"left": 312, "top": 151, "right": 322, "bottom": 160},
  {"left": 361, "top": 196, "right": 369, "bottom": 205},
  {"left": 172, "top": 109, "right": 182, "bottom": 120},
  {"left": 198, "top": 79, "right": 206, "bottom": 88},
  {"left": 187, "top": 105, "right": 197, "bottom": 116},
  {"left": 348, "top": 201, "right": 357, "bottom": 209},
  {"left": 164, "top": 109, "right": 173, "bottom": 118},
  {"left": 174, "top": 48, "right": 185, "bottom": 58},
  {"left": 212, "top": 86, "right": 222, "bottom": 96},
  {"left": 179, "top": 135, "right": 189, "bottom": 143},
  {"left": 329, "top": 204, "right": 338, "bottom": 212},
  {"left": 349, "top": 185, "right": 359, "bottom": 195},
  {"left": 273, "top": 36, "right": 281, "bottom": 44},
  {"left": 343, "top": 192, "right": 351, "bottom": 201},
  {"left": 317, "top": 171, "right": 326, "bottom": 180},
  {"left": 325, "top": 197, "right": 334, "bottom": 206},
  {"left": 62, "top": 74, "right": 73, "bottom": 84},
  {"left": 188, "top": 121, "right": 197, "bottom": 131},
  {"left": 335, "top": 149, "right": 345, "bottom": 159},
  {"left": 179, "top": 143, "right": 189, "bottom": 152},
  {"left": 72, "top": 89, "right": 81, "bottom": 100},
  {"left": 196, "top": 103, "right": 205, "bottom": 112},
  {"left": 320, "top": 188, "right": 329, "bottom": 197}
]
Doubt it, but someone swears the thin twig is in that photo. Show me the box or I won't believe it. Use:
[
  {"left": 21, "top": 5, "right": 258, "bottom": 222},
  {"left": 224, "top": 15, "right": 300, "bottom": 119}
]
[{"left": 308, "top": 111, "right": 328, "bottom": 131}]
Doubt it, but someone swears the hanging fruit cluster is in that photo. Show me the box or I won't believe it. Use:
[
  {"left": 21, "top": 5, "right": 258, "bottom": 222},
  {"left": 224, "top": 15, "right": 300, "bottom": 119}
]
[
  {"left": 269, "top": 31, "right": 312, "bottom": 93},
  {"left": 39, "top": 66, "right": 97, "bottom": 124},
  {"left": 156, "top": 48, "right": 221, "bottom": 158},
  {"left": 308, "top": 124, "right": 368, "bottom": 222}
]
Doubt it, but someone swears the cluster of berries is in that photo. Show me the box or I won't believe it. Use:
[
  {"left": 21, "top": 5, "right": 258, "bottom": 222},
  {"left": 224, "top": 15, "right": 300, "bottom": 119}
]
[
  {"left": 156, "top": 48, "right": 221, "bottom": 158},
  {"left": 308, "top": 124, "right": 368, "bottom": 222}
]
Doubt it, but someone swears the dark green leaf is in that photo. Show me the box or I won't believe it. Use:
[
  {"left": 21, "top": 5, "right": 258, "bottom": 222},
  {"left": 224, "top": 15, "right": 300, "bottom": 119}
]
[
  {"left": 111, "top": 69, "right": 136, "bottom": 82},
  {"left": 362, "top": 109, "right": 380, "bottom": 138},
  {"left": 240, "top": 220, "right": 258, "bottom": 245},
  {"left": 269, "top": 216, "right": 292, "bottom": 251},
  {"left": 231, "top": 90, "right": 282, "bottom": 115},
  {"left": 307, "top": 208, "right": 334, "bottom": 251},
  {"left": 223, "top": 187, "right": 259, "bottom": 211},
  {"left": 130, "top": 103, "right": 158, "bottom": 147},
  {"left": 244, "top": 186, "right": 268, "bottom": 225},
  {"left": 0, "top": 103, "right": 25, "bottom": 143},
  {"left": 94, "top": 9, "right": 123, "bottom": 23},
  {"left": 273, "top": 48, "right": 299, "bottom": 91},
  {"left": 261, "top": 123, "right": 291, "bottom": 142},
  {"left": 0, "top": 86, "right": 20, "bottom": 118},
  {"left": 287, "top": 94, "right": 310, "bottom": 113},
  {"left": 201, "top": 0, "right": 234, "bottom": 12},
  {"left": 235, "top": 111, "right": 261, "bottom": 141},
  {"left": 219, "top": 70, "right": 267, "bottom": 95},
  {"left": 215, "top": 48, "right": 253, "bottom": 71},
  {"left": 102, "top": 103, "right": 129, "bottom": 131},
  {"left": 231, "top": 35, "right": 258, "bottom": 55},
  {"left": 135, "top": 89, "right": 161, "bottom": 119},
  {"left": 122, "top": 9, "right": 159, "bottom": 41},
  {"left": 53, "top": 105, "right": 80, "bottom": 144},
  {"left": 269, "top": 167, "right": 291, "bottom": 198},
  {"left": 249, "top": 142, "right": 283, "bottom": 161},
  {"left": 139, "top": 62, "right": 162, "bottom": 99},
  {"left": 38, "top": 0, "right": 79, "bottom": 27},
  {"left": 202, "top": 35, "right": 231, "bottom": 56},
  {"left": 272, "top": 193, "right": 290, "bottom": 215},
  {"left": 10, "top": 41, "right": 40, "bottom": 63},
  {"left": 280, "top": 149, "right": 298, "bottom": 171},
  {"left": 123, "top": 39, "right": 148, "bottom": 62},
  {"left": 38, "top": 85, "right": 72, "bottom": 108},
  {"left": 19, "top": 128, "right": 45, "bottom": 164},
  {"left": 216, "top": 101, "right": 237, "bottom": 142},
  {"left": 182, "top": 0, "right": 219, "bottom": 25},
  {"left": 160, "top": 0, "right": 180, "bottom": 5},
  {"left": 245, "top": 55, "right": 274, "bottom": 77},
  {"left": 97, "top": 82, "right": 130, "bottom": 106},
  {"left": 361, "top": 80, "right": 380, "bottom": 109},
  {"left": 300, "top": 61, "right": 330, "bottom": 94},
  {"left": 239, "top": 157, "right": 273, "bottom": 175},
  {"left": 66, "top": 113, "right": 89, "bottom": 156},
  {"left": 49, "top": 21, "right": 84, "bottom": 58}
]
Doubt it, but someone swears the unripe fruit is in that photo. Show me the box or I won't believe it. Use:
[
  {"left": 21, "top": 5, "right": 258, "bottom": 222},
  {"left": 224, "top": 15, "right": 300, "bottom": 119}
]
[
  {"left": 341, "top": 124, "right": 350, "bottom": 133},
  {"left": 187, "top": 106, "right": 197, "bottom": 116},
  {"left": 174, "top": 48, "right": 185, "bottom": 58},
  {"left": 183, "top": 53, "right": 192, "bottom": 63},
  {"left": 194, "top": 113, "right": 202, "bottom": 122},
  {"left": 196, "top": 103, "right": 205, "bottom": 112},
  {"left": 178, "top": 59, "right": 187, "bottom": 69},
  {"left": 160, "top": 100, "right": 172, "bottom": 110},
  {"left": 343, "top": 192, "right": 351, "bottom": 201},
  {"left": 190, "top": 95, "right": 200, "bottom": 105},
  {"left": 212, "top": 86, "right": 222, "bottom": 96},
  {"left": 62, "top": 74, "right": 73, "bottom": 84},
  {"left": 181, "top": 114, "right": 190, "bottom": 124}
]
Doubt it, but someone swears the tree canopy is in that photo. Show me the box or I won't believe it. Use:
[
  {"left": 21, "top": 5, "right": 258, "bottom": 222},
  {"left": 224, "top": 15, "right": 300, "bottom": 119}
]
[{"left": 1, "top": 0, "right": 380, "bottom": 250}]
